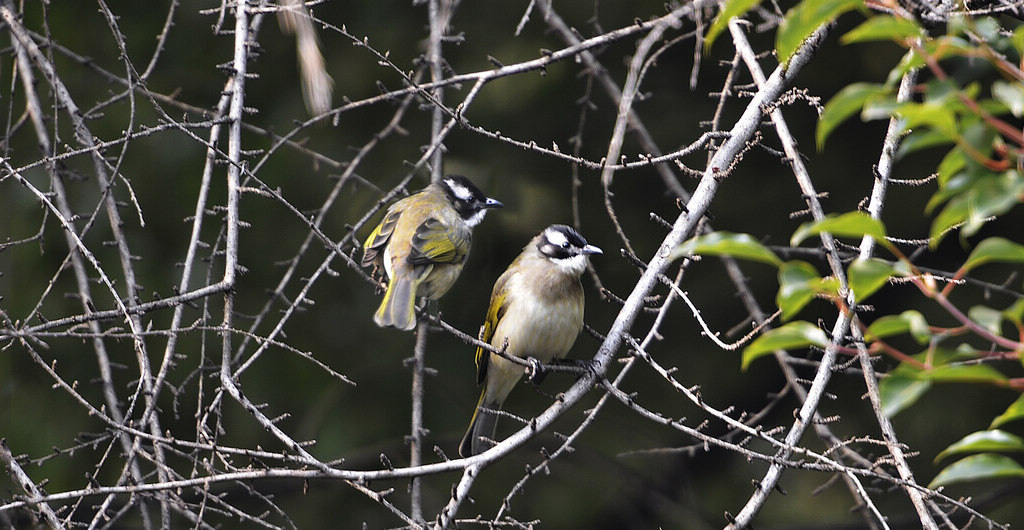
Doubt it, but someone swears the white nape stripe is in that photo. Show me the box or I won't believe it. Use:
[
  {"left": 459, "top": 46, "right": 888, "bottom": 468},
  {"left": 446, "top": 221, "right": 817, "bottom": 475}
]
[
  {"left": 445, "top": 178, "right": 474, "bottom": 202},
  {"left": 544, "top": 227, "right": 570, "bottom": 247}
]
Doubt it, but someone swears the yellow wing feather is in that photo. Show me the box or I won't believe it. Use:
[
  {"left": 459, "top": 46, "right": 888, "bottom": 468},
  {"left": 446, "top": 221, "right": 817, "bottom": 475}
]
[
  {"left": 362, "top": 209, "right": 402, "bottom": 267},
  {"left": 408, "top": 217, "right": 469, "bottom": 265},
  {"left": 474, "top": 272, "right": 511, "bottom": 385}
]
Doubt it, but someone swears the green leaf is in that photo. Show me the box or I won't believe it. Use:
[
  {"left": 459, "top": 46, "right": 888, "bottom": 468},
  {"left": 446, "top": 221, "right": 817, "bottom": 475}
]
[
  {"left": 924, "top": 364, "right": 1007, "bottom": 384},
  {"left": 895, "top": 101, "right": 958, "bottom": 140},
  {"left": 936, "top": 430, "right": 1024, "bottom": 462},
  {"left": 934, "top": 149, "right": 968, "bottom": 190},
  {"left": 993, "top": 80, "right": 1024, "bottom": 118},
  {"left": 817, "top": 82, "right": 889, "bottom": 148},
  {"left": 777, "top": 261, "right": 820, "bottom": 320},
  {"left": 953, "top": 342, "right": 984, "bottom": 357},
  {"left": 889, "top": 348, "right": 1006, "bottom": 383},
  {"left": 882, "top": 345, "right": 1011, "bottom": 416},
  {"left": 992, "top": 395, "right": 1024, "bottom": 429},
  {"left": 927, "top": 122, "right": 996, "bottom": 206},
  {"left": 1012, "top": 25, "right": 1024, "bottom": 56},
  {"left": 670, "top": 232, "right": 782, "bottom": 267},
  {"left": 929, "top": 192, "right": 969, "bottom": 242},
  {"left": 960, "top": 81, "right": 982, "bottom": 103},
  {"left": 896, "top": 128, "right": 955, "bottom": 158},
  {"left": 866, "top": 310, "right": 931, "bottom": 344},
  {"left": 972, "top": 16, "right": 1002, "bottom": 42},
  {"left": 705, "top": 0, "right": 761, "bottom": 52},
  {"left": 930, "top": 171, "right": 1024, "bottom": 246},
  {"left": 922, "top": 34, "right": 977, "bottom": 62},
  {"left": 742, "top": 321, "right": 829, "bottom": 370},
  {"left": 968, "top": 305, "right": 1004, "bottom": 337},
  {"left": 929, "top": 454, "right": 1024, "bottom": 488},
  {"left": 963, "top": 237, "right": 1024, "bottom": 272},
  {"left": 931, "top": 121, "right": 997, "bottom": 192},
  {"left": 924, "top": 77, "right": 963, "bottom": 101},
  {"left": 1003, "top": 298, "right": 1024, "bottom": 326},
  {"left": 776, "top": 0, "right": 862, "bottom": 64},
  {"left": 840, "top": 15, "right": 923, "bottom": 44},
  {"left": 879, "top": 375, "right": 931, "bottom": 417},
  {"left": 886, "top": 47, "right": 926, "bottom": 87},
  {"left": 847, "top": 258, "right": 895, "bottom": 301},
  {"left": 791, "top": 211, "right": 888, "bottom": 247},
  {"left": 861, "top": 92, "right": 901, "bottom": 122}
]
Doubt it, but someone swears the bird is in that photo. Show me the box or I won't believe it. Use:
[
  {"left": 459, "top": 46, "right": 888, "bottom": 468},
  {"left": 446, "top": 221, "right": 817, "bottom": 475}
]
[
  {"left": 362, "top": 175, "right": 503, "bottom": 330},
  {"left": 459, "top": 224, "right": 602, "bottom": 457}
]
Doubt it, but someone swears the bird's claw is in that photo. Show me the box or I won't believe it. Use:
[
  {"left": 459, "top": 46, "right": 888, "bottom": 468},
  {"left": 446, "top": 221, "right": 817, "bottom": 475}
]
[
  {"left": 526, "top": 357, "right": 547, "bottom": 384},
  {"left": 573, "top": 358, "right": 599, "bottom": 377}
]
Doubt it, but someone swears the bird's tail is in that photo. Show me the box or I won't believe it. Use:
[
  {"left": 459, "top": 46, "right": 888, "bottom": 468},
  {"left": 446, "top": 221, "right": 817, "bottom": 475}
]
[
  {"left": 459, "top": 388, "right": 500, "bottom": 457},
  {"left": 374, "top": 275, "right": 418, "bottom": 330}
]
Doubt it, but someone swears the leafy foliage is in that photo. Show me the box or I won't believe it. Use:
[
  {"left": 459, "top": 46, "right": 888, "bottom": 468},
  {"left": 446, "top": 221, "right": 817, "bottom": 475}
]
[{"left": 687, "top": 1, "right": 1024, "bottom": 500}]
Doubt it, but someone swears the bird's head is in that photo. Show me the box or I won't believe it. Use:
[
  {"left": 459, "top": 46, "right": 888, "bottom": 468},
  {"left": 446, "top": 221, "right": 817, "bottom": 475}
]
[
  {"left": 441, "top": 175, "right": 503, "bottom": 227},
  {"left": 536, "top": 224, "right": 602, "bottom": 275}
]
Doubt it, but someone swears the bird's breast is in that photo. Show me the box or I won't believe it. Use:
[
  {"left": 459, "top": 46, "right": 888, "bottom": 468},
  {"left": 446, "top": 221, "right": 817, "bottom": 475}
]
[{"left": 491, "top": 273, "right": 584, "bottom": 363}]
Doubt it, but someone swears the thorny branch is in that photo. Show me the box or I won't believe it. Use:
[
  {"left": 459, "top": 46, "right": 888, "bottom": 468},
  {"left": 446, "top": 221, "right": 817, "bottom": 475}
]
[{"left": 0, "top": 1, "right": 1018, "bottom": 529}]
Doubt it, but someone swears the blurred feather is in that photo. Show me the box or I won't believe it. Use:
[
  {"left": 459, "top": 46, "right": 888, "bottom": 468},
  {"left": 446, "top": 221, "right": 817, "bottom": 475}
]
[{"left": 278, "top": 0, "right": 334, "bottom": 116}]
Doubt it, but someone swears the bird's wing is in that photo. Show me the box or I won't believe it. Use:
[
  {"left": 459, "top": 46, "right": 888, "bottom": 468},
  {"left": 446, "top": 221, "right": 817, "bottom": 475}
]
[
  {"left": 362, "top": 208, "right": 402, "bottom": 267},
  {"left": 407, "top": 217, "right": 470, "bottom": 266},
  {"left": 474, "top": 272, "right": 512, "bottom": 385}
]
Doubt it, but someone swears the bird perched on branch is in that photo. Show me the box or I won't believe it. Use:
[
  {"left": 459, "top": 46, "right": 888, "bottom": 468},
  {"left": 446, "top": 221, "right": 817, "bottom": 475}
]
[
  {"left": 460, "top": 224, "right": 601, "bottom": 457},
  {"left": 362, "top": 175, "right": 503, "bottom": 330}
]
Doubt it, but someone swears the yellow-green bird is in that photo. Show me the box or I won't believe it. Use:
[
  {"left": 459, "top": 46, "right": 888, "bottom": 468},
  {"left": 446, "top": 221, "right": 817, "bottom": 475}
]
[
  {"left": 362, "top": 175, "right": 502, "bottom": 330},
  {"left": 459, "top": 224, "right": 601, "bottom": 457}
]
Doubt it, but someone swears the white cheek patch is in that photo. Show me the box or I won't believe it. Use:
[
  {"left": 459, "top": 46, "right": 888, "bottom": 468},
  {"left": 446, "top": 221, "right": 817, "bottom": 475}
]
[
  {"left": 551, "top": 254, "right": 588, "bottom": 275},
  {"left": 445, "top": 179, "right": 474, "bottom": 202},
  {"left": 465, "top": 208, "right": 489, "bottom": 227},
  {"left": 544, "top": 228, "right": 570, "bottom": 248}
]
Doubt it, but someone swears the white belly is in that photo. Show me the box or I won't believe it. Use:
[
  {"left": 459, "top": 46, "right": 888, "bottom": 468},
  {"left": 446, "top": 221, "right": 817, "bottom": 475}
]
[{"left": 492, "top": 288, "right": 582, "bottom": 363}]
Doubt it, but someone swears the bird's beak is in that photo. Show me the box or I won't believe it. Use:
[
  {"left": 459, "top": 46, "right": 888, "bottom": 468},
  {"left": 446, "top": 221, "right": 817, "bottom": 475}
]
[
  {"left": 484, "top": 198, "right": 504, "bottom": 209},
  {"left": 582, "top": 244, "right": 603, "bottom": 255}
]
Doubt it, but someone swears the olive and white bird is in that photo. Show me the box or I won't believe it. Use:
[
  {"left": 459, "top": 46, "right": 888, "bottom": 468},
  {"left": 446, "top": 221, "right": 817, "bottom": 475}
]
[
  {"left": 362, "top": 175, "right": 503, "bottom": 330},
  {"left": 459, "top": 224, "right": 601, "bottom": 457}
]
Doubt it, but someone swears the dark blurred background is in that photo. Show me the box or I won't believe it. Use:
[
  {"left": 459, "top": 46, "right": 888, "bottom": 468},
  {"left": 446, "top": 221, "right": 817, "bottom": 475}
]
[{"left": 0, "top": 1, "right": 1022, "bottom": 528}]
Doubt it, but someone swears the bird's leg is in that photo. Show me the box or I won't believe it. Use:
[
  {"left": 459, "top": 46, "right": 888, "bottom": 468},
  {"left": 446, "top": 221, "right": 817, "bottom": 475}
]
[
  {"left": 372, "top": 267, "right": 388, "bottom": 294},
  {"left": 525, "top": 356, "right": 547, "bottom": 384},
  {"left": 417, "top": 298, "right": 439, "bottom": 325},
  {"left": 526, "top": 358, "right": 597, "bottom": 384}
]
